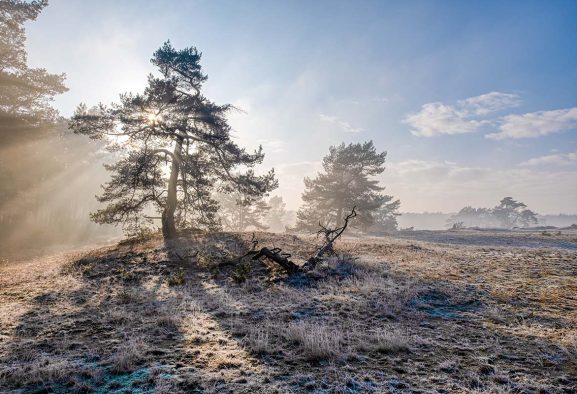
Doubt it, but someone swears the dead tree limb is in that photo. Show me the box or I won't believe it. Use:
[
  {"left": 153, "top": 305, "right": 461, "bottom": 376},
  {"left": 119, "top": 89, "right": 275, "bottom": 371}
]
[
  {"left": 315, "top": 206, "right": 357, "bottom": 258},
  {"left": 230, "top": 208, "right": 357, "bottom": 275},
  {"left": 249, "top": 247, "right": 300, "bottom": 274},
  {"left": 226, "top": 233, "right": 300, "bottom": 273}
]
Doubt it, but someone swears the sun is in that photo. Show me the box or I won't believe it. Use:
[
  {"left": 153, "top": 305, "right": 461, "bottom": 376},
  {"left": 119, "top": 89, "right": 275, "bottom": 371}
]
[{"left": 146, "top": 111, "right": 162, "bottom": 124}]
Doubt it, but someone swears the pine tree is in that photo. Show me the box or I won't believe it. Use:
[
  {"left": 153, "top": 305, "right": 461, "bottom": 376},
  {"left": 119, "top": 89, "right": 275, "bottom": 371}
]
[
  {"left": 0, "top": 0, "right": 68, "bottom": 242},
  {"left": 448, "top": 198, "right": 539, "bottom": 229},
  {"left": 493, "top": 197, "right": 537, "bottom": 228},
  {"left": 447, "top": 207, "right": 496, "bottom": 228},
  {"left": 0, "top": 0, "right": 67, "bottom": 137},
  {"left": 295, "top": 141, "right": 398, "bottom": 231},
  {"left": 216, "top": 192, "right": 271, "bottom": 232},
  {"left": 266, "top": 195, "right": 288, "bottom": 233},
  {"left": 370, "top": 197, "right": 401, "bottom": 233},
  {"left": 70, "top": 42, "right": 277, "bottom": 238}
]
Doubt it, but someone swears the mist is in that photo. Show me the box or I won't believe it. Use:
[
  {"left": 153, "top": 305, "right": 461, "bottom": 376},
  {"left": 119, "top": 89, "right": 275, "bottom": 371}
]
[
  {"left": 0, "top": 123, "right": 122, "bottom": 257},
  {"left": 3, "top": 2, "right": 577, "bottom": 393},
  {"left": 2, "top": 0, "right": 577, "bottom": 256}
]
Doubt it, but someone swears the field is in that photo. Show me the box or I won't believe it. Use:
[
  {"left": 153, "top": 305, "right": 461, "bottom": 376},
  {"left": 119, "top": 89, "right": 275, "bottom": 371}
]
[{"left": 1, "top": 230, "right": 576, "bottom": 393}]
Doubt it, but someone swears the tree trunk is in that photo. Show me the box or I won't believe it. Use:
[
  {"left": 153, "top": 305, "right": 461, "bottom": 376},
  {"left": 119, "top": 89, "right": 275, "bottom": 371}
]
[{"left": 162, "top": 137, "right": 183, "bottom": 239}]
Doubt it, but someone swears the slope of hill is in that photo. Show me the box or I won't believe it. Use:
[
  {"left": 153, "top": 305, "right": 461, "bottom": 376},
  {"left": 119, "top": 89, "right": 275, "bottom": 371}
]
[{"left": 1, "top": 232, "right": 576, "bottom": 393}]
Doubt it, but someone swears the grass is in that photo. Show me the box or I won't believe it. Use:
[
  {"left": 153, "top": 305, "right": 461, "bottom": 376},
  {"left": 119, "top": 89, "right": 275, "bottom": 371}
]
[
  {"left": 284, "top": 321, "right": 345, "bottom": 360},
  {"left": 358, "top": 327, "right": 410, "bottom": 353},
  {"left": 109, "top": 338, "right": 148, "bottom": 374},
  {"left": 242, "top": 325, "right": 275, "bottom": 355},
  {"left": 0, "top": 230, "right": 576, "bottom": 392}
]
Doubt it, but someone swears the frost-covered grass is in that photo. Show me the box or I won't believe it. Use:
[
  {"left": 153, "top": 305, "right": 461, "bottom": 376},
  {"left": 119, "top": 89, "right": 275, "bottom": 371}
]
[{"left": 0, "top": 230, "right": 575, "bottom": 392}]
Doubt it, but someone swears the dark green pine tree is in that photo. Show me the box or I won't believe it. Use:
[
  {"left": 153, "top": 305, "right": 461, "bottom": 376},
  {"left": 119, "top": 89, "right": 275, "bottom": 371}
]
[
  {"left": 70, "top": 42, "right": 277, "bottom": 238},
  {"left": 295, "top": 141, "right": 399, "bottom": 231},
  {"left": 0, "top": 0, "right": 67, "bottom": 137}
]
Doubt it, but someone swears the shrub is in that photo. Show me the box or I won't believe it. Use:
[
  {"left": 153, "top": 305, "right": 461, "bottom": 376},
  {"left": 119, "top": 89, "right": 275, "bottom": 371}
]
[
  {"left": 167, "top": 270, "right": 185, "bottom": 286},
  {"left": 231, "top": 262, "right": 251, "bottom": 284}
]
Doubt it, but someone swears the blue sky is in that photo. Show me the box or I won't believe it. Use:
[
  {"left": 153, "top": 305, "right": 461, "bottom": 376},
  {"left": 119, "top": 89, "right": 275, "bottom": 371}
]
[{"left": 25, "top": 0, "right": 577, "bottom": 213}]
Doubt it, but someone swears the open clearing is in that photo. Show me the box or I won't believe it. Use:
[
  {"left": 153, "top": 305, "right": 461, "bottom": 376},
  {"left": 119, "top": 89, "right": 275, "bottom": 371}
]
[
  {"left": 390, "top": 229, "right": 577, "bottom": 251},
  {"left": 1, "top": 231, "right": 576, "bottom": 393}
]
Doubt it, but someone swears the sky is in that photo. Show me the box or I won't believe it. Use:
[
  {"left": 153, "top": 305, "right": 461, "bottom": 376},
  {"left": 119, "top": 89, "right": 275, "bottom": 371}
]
[{"left": 24, "top": 0, "right": 577, "bottom": 214}]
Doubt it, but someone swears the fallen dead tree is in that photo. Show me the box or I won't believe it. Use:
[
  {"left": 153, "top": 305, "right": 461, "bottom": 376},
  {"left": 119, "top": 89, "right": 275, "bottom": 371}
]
[{"left": 234, "top": 207, "right": 357, "bottom": 275}]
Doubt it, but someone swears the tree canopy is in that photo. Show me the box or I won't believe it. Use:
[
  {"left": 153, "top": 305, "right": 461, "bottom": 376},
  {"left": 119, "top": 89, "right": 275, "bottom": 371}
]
[
  {"left": 493, "top": 197, "right": 538, "bottom": 228},
  {"left": 266, "top": 195, "right": 289, "bottom": 233},
  {"left": 369, "top": 197, "right": 401, "bottom": 233},
  {"left": 216, "top": 192, "right": 271, "bottom": 232},
  {"left": 1, "top": 0, "right": 71, "bottom": 250},
  {"left": 0, "top": 0, "right": 67, "bottom": 136},
  {"left": 70, "top": 41, "right": 277, "bottom": 238},
  {"left": 294, "top": 141, "right": 399, "bottom": 231},
  {"left": 448, "top": 197, "right": 538, "bottom": 229}
]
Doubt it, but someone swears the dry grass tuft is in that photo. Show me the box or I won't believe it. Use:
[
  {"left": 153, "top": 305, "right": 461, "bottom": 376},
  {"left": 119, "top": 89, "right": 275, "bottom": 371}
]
[
  {"left": 561, "top": 333, "right": 577, "bottom": 365},
  {"left": 284, "top": 321, "right": 344, "bottom": 360},
  {"left": 231, "top": 262, "right": 251, "bottom": 284},
  {"left": 242, "top": 325, "right": 275, "bottom": 355},
  {"left": 61, "top": 255, "right": 95, "bottom": 276},
  {"left": 1, "top": 358, "right": 76, "bottom": 387},
  {"left": 109, "top": 338, "right": 148, "bottom": 374},
  {"left": 439, "top": 358, "right": 460, "bottom": 373},
  {"left": 117, "top": 289, "right": 140, "bottom": 304},
  {"left": 358, "top": 327, "right": 410, "bottom": 353},
  {"left": 156, "top": 314, "right": 180, "bottom": 334},
  {"left": 310, "top": 253, "right": 363, "bottom": 279}
]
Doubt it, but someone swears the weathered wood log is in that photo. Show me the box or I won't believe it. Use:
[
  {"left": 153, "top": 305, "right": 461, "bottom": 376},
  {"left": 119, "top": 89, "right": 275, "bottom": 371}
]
[
  {"left": 232, "top": 207, "right": 357, "bottom": 275},
  {"left": 249, "top": 247, "right": 300, "bottom": 274}
]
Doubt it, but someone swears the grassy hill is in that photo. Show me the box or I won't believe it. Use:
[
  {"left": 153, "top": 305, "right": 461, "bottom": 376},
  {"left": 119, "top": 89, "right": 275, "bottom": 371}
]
[{"left": 1, "top": 231, "right": 576, "bottom": 393}]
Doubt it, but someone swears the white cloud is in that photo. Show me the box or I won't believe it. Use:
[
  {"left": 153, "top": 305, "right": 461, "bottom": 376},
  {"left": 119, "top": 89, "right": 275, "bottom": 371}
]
[
  {"left": 381, "top": 159, "right": 577, "bottom": 214},
  {"left": 319, "top": 113, "right": 363, "bottom": 133},
  {"left": 458, "top": 92, "right": 521, "bottom": 116},
  {"left": 520, "top": 151, "right": 577, "bottom": 166},
  {"left": 404, "top": 102, "right": 487, "bottom": 137},
  {"left": 404, "top": 92, "right": 520, "bottom": 137},
  {"left": 486, "top": 107, "right": 577, "bottom": 140}
]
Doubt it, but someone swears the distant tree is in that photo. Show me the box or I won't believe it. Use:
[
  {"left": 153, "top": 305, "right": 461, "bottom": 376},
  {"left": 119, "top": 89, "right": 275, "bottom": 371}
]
[
  {"left": 493, "top": 197, "right": 537, "bottom": 228},
  {"left": 266, "top": 195, "right": 288, "bottom": 233},
  {"left": 518, "top": 208, "right": 538, "bottom": 228},
  {"left": 216, "top": 192, "right": 270, "bottom": 232},
  {"left": 447, "top": 206, "right": 495, "bottom": 228},
  {"left": 450, "top": 221, "right": 464, "bottom": 230},
  {"left": 294, "top": 141, "right": 398, "bottom": 231},
  {"left": 70, "top": 42, "right": 277, "bottom": 238},
  {"left": 369, "top": 196, "right": 401, "bottom": 233},
  {"left": 448, "top": 197, "right": 538, "bottom": 229},
  {"left": 0, "top": 0, "right": 69, "bottom": 248},
  {"left": 0, "top": 0, "right": 67, "bottom": 136}
]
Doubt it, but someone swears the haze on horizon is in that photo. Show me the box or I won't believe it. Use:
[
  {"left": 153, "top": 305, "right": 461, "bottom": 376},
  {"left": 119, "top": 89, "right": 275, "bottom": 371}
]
[{"left": 8, "top": 0, "right": 577, "bottom": 222}]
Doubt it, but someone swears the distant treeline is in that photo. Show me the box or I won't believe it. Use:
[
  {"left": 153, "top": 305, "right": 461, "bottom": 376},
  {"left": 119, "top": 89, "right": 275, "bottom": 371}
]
[
  {"left": 398, "top": 211, "right": 577, "bottom": 230},
  {"left": 538, "top": 214, "right": 577, "bottom": 228}
]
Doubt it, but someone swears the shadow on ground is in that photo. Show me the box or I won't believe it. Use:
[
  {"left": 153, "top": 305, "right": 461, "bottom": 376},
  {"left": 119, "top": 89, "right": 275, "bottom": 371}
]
[{"left": 1, "top": 232, "right": 576, "bottom": 393}]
